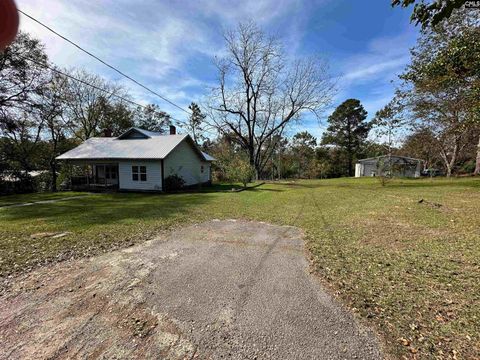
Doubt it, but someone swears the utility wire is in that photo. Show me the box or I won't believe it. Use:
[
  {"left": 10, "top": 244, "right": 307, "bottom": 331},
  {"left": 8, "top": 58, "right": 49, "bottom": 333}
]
[
  {"left": 20, "top": 55, "right": 188, "bottom": 126},
  {"left": 18, "top": 9, "right": 192, "bottom": 115}
]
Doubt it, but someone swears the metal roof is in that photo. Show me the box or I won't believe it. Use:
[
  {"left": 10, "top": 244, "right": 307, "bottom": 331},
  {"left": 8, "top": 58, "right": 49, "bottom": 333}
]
[
  {"left": 201, "top": 151, "right": 216, "bottom": 161},
  {"left": 57, "top": 129, "right": 214, "bottom": 161},
  {"left": 116, "top": 127, "right": 162, "bottom": 139},
  {"left": 357, "top": 155, "right": 423, "bottom": 163}
]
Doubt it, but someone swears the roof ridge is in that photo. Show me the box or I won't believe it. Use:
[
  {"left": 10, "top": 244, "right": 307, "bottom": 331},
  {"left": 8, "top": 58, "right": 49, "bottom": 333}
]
[
  {"left": 357, "top": 155, "right": 424, "bottom": 162},
  {"left": 56, "top": 132, "right": 206, "bottom": 161}
]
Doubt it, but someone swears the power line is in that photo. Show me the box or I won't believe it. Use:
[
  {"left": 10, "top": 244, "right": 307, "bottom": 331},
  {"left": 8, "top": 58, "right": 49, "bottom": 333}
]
[
  {"left": 18, "top": 9, "right": 192, "bottom": 115},
  {"left": 20, "top": 55, "right": 188, "bottom": 125}
]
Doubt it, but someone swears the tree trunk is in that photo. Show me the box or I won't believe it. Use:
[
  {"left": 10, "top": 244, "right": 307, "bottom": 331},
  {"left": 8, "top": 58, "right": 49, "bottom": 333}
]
[
  {"left": 347, "top": 152, "right": 353, "bottom": 177},
  {"left": 440, "top": 135, "right": 459, "bottom": 178},
  {"left": 50, "top": 132, "right": 58, "bottom": 192},
  {"left": 253, "top": 157, "right": 260, "bottom": 181},
  {"left": 248, "top": 147, "right": 259, "bottom": 180},
  {"left": 447, "top": 143, "right": 458, "bottom": 177},
  {"left": 50, "top": 159, "right": 57, "bottom": 192},
  {"left": 445, "top": 163, "right": 452, "bottom": 177},
  {"left": 474, "top": 134, "right": 480, "bottom": 175}
]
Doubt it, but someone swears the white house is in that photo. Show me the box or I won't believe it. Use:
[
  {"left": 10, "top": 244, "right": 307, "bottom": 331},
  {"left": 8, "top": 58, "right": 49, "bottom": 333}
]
[{"left": 57, "top": 126, "right": 215, "bottom": 192}]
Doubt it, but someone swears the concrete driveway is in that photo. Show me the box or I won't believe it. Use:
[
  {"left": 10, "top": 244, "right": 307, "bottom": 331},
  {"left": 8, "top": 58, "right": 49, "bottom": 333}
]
[{"left": 0, "top": 220, "right": 382, "bottom": 359}]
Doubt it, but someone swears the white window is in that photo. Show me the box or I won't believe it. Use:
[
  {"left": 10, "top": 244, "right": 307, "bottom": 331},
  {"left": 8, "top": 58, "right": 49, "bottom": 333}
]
[{"left": 132, "top": 166, "right": 147, "bottom": 181}]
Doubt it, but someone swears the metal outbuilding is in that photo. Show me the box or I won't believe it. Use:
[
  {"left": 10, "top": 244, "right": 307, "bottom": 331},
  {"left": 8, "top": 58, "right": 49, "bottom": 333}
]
[{"left": 355, "top": 155, "right": 423, "bottom": 178}]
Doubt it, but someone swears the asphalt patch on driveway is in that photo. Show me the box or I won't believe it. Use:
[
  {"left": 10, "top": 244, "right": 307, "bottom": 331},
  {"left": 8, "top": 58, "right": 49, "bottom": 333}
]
[{"left": 0, "top": 220, "right": 382, "bottom": 359}]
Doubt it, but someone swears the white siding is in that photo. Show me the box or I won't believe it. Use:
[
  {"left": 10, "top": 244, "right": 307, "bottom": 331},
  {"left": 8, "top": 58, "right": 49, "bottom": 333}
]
[
  {"left": 363, "top": 163, "right": 377, "bottom": 177},
  {"left": 202, "top": 162, "right": 211, "bottom": 183},
  {"left": 355, "top": 163, "right": 362, "bottom": 177},
  {"left": 118, "top": 161, "right": 162, "bottom": 191},
  {"left": 414, "top": 163, "right": 422, "bottom": 178},
  {"left": 164, "top": 140, "right": 210, "bottom": 186}
]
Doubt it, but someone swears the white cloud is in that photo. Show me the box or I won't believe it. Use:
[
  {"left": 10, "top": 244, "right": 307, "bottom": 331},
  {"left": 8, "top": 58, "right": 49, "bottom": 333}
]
[
  {"left": 339, "top": 30, "right": 416, "bottom": 86},
  {"left": 343, "top": 57, "right": 408, "bottom": 82},
  {"left": 15, "top": 0, "right": 415, "bottom": 139},
  {"left": 326, "top": 29, "right": 418, "bottom": 120},
  {"left": 191, "top": 0, "right": 304, "bottom": 26},
  {"left": 16, "top": 0, "right": 313, "bottom": 116}
]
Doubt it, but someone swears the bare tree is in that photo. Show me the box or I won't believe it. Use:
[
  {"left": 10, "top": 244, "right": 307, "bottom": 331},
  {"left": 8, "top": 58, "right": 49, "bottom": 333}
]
[
  {"left": 133, "top": 104, "right": 170, "bottom": 133},
  {"left": 208, "top": 22, "right": 334, "bottom": 177},
  {"left": 372, "top": 100, "right": 405, "bottom": 158},
  {"left": 37, "top": 72, "right": 68, "bottom": 191},
  {"left": 63, "top": 69, "right": 127, "bottom": 140}
]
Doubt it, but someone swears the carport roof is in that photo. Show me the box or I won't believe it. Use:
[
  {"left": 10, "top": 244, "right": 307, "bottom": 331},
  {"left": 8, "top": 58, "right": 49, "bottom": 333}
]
[{"left": 357, "top": 155, "right": 423, "bottom": 163}]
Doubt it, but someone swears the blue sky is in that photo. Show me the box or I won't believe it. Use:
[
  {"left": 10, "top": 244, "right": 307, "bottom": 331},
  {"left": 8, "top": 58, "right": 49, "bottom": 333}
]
[{"left": 18, "top": 0, "right": 419, "bottom": 140}]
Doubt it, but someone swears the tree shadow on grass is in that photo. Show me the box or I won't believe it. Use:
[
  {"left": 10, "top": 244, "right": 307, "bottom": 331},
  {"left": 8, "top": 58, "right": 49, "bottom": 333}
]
[
  {"left": 273, "top": 182, "right": 329, "bottom": 189},
  {"left": 164, "top": 183, "right": 246, "bottom": 194},
  {"left": 244, "top": 187, "right": 284, "bottom": 192},
  {"left": 384, "top": 178, "right": 480, "bottom": 189},
  {"left": 272, "top": 177, "right": 480, "bottom": 190},
  {"left": 0, "top": 192, "right": 217, "bottom": 229},
  {"left": 198, "top": 184, "right": 244, "bottom": 192},
  {"left": 0, "top": 182, "right": 290, "bottom": 231},
  {"left": 198, "top": 182, "right": 284, "bottom": 193}
]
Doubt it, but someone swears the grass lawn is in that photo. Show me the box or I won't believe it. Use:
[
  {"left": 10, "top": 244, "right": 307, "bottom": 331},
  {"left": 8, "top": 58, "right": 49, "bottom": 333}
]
[
  {"left": 1, "top": 177, "right": 479, "bottom": 358},
  {"left": 0, "top": 191, "right": 87, "bottom": 207}
]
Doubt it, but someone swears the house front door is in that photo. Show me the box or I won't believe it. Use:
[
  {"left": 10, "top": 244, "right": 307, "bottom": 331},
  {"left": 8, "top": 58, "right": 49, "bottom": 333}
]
[
  {"left": 95, "top": 164, "right": 118, "bottom": 186},
  {"left": 105, "top": 164, "right": 118, "bottom": 185}
]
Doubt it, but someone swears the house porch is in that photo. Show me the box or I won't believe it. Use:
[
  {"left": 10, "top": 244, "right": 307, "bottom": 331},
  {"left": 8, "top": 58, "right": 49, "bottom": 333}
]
[{"left": 69, "top": 162, "right": 119, "bottom": 191}]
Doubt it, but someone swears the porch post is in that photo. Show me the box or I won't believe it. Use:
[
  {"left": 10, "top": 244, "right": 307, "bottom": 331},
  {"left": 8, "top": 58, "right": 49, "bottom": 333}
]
[
  {"left": 86, "top": 164, "right": 90, "bottom": 187},
  {"left": 161, "top": 159, "right": 165, "bottom": 191}
]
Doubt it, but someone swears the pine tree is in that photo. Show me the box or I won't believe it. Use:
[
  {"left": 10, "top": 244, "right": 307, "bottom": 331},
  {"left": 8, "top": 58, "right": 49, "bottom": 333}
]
[{"left": 322, "top": 99, "right": 370, "bottom": 176}]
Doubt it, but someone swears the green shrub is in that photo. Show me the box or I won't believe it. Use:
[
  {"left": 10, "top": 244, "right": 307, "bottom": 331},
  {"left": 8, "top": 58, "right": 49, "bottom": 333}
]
[
  {"left": 165, "top": 174, "right": 185, "bottom": 191},
  {"left": 225, "top": 157, "right": 256, "bottom": 187},
  {"left": 0, "top": 171, "right": 37, "bottom": 194},
  {"left": 459, "top": 160, "right": 475, "bottom": 174},
  {"left": 34, "top": 172, "right": 53, "bottom": 192}
]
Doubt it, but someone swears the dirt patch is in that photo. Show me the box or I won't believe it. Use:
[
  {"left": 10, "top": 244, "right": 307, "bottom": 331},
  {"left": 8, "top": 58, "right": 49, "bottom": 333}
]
[
  {"left": 354, "top": 216, "right": 449, "bottom": 250},
  {"left": 0, "top": 220, "right": 382, "bottom": 359},
  {"left": 29, "top": 231, "right": 72, "bottom": 239}
]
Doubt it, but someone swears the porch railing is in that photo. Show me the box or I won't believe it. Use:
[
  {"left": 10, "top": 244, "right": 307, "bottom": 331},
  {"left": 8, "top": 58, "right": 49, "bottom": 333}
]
[{"left": 70, "top": 176, "right": 118, "bottom": 191}]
